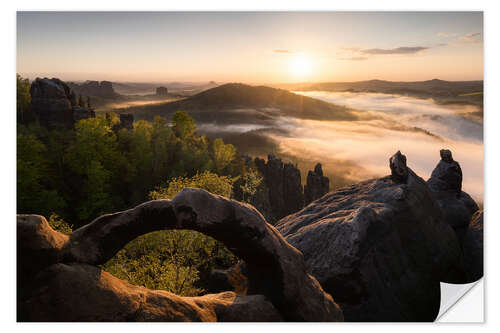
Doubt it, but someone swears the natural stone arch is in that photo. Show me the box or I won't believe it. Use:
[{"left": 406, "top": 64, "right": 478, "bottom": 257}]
[{"left": 18, "top": 188, "right": 343, "bottom": 322}]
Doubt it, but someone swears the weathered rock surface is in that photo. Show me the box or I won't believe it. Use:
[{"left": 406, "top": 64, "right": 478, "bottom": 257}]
[
  {"left": 389, "top": 150, "right": 408, "bottom": 183},
  {"left": 304, "top": 163, "right": 330, "bottom": 205},
  {"left": 254, "top": 155, "right": 304, "bottom": 220},
  {"left": 30, "top": 78, "right": 95, "bottom": 129},
  {"left": 18, "top": 188, "right": 343, "bottom": 322},
  {"left": 427, "top": 149, "right": 479, "bottom": 242},
  {"left": 276, "top": 151, "right": 466, "bottom": 321},
  {"left": 462, "top": 210, "right": 483, "bottom": 282},
  {"left": 20, "top": 262, "right": 281, "bottom": 322}
]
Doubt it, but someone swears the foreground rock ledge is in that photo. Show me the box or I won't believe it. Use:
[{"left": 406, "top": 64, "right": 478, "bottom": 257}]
[
  {"left": 277, "top": 151, "right": 467, "bottom": 322},
  {"left": 17, "top": 188, "right": 343, "bottom": 322}
]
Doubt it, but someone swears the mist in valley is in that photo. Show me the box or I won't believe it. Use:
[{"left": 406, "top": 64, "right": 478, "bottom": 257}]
[{"left": 196, "top": 91, "right": 483, "bottom": 201}]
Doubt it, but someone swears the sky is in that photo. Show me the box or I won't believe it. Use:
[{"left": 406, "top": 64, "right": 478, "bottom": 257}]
[{"left": 17, "top": 12, "right": 483, "bottom": 83}]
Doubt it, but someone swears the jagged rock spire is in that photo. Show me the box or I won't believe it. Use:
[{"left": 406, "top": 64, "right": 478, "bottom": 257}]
[{"left": 389, "top": 151, "right": 408, "bottom": 183}]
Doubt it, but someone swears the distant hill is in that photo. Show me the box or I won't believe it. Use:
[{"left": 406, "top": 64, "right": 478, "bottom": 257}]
[
  {"left": 111, "top": 83, "right": 358, "bottom": 123},
  {"left": 112, "top": 81, "right": 219, "bottom": 96},
  {"left": 298, "top": 79, "right": 483, "bottom": 96}
]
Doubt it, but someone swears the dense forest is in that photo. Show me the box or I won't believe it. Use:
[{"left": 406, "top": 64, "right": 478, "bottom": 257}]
[{"left": 17, "top": 75, "right": 264, "bottom": 296}]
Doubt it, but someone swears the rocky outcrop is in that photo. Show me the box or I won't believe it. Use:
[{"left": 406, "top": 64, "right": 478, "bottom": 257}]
[
  {"left": 30, "top": 78, "right": 95, "bottom": 129},
  {"left": 20, "top": 262, "right": 281, "bottom": 322},
  {"left": 18, "top": 188, "right": 343, "bottom": 322},
  {"left": 254, "top": 155, "right": 304, "bottom": 220},
  {"left": 304, "top": 163, "right": 329, "bottom": 205},
  {"left": 119, "top": 114, "right": 134, "bottom": 130},
  {"left": 462, "top": 210, "right": 483, "bottom": 282},
  {"left": 68, "top": 80, "right": 118, "bottom": 98},
  {"left": 427, "top": 149, "right": 479, "bottom": 243},
  {"left": 156, "top": 86, "right": 168, "bottom": 96},
  {"left": 276, "top": 151, "right": 466, "bottom": 321}
]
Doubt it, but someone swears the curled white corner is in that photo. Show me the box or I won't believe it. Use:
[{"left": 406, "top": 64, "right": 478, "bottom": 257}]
[{"left": 437, "top": 279, "right": 484, "bottom": 322}]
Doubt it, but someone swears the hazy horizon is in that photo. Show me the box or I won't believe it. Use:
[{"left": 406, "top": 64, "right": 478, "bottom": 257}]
[{"left": 17, "top": 12, "right": 483, "bottom": 83}]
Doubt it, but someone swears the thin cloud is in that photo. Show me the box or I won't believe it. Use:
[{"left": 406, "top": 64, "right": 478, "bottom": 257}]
[
  {"left": 273, "top": 49, "right": 294, "bottom": 54},
  {"left": 437, "top": 32, "right": 457, "bottom": 38},
  {"left": 338, "top": 56, "right": 369, "bottom": 61},
  {"left": 340, "top": 47, "right": 361, "bottom": 52},
  {"left": 360, "top": 46, "right": 429, "bottom": 55},
  {"left": 458, "top": 32, "right": 482, "bottom": 44}
]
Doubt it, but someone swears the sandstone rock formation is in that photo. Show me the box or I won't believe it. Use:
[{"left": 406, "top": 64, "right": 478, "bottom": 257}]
[
  {"left": 30, "top": 78, "right": 95, "bottom": 129},
  {"left": 462, "top": 210, "right": 483, "bottom": 282},
  {"left": 68, "top": 80, "right": 118, "bottom": 98},
  {"left": 427, "top": 149, "right": 479, "bottom": 243},
  {"left": 276, "top": 151, "right": 466, "bottom": 321},
  {"left": 304, "top": 163, "right": 329, "bottom": 205},
  {"left": 254, "top": 155, "right": 304, "bottom": 220},
  {"left": 18, "top": 188, "right": 343, "bottom": 322},
  {"left": 156, "top": 86, "right": 169, "bottom": 96}
]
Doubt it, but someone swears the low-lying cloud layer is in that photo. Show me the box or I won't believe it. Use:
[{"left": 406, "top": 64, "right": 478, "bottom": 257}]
[
  {"left": 194, "top": 91, "right": 483, "bottom": 202},
  {"left": 290, "top": 91, "right": 483, "bottom": 200}
]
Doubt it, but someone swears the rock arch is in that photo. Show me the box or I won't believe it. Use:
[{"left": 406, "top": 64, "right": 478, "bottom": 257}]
[{"left": 18, "top": 188, "right": 343, "bottom": 322}]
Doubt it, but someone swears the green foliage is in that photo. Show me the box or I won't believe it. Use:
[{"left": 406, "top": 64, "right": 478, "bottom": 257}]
[
  {"left": 238, "top": 168, "right": 263, "bottom": 202},
  {"left": 17, "top": 125, "right": 65, "bottom": 217},
  {"left": 17, "top": 74, "right": 31, "bottom": 122},
  {"left": 65, "top": 117, "right": 120, "bottom": 221},
  {"left": 17, "top": 111, "right": 253, "bottom": 296},
  {"left": 48, "top": 213, "right": 73, "bottom": 234},
  {"left": 211, "top": 138, "right": 237, "bottom": 173},
  {"left": 171, "top": 111, "right": 196, "bottom": 139},
  {"left": 149, "top": 171, "right": 234, "bottom": 200}
]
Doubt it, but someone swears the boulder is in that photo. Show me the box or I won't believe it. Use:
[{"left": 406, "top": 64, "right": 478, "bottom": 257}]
[
  {"left": 18, "top": 188, "right": 343, "bottom": 322},
  {"left": 276, "top": 151, "right": 465, "bottom": 321},
  {"left": 462, "top": 210, "right": 483, "bottom": 282},
  {"left": 427, "top": 149, "right": 479, "bottom": 242},
  {"left": 304, "top": 163, "right": 330, "bottom": 205}
]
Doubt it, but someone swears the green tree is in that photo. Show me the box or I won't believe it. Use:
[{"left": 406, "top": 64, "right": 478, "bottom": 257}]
[
  {"left": 65, "top": 118, "right": 120, "bottom": 221},
  {"left": 211, "top": 138, "right": 236, "bottom": 173},
  {"left": 16, "top": 74, "right": 31, "bottom": 123},
  {"left": 17, "top": 126, "right": 65, "bottom": 216},
  {"left": 171, "top": 111, "right": 196, "bottom": 139}
]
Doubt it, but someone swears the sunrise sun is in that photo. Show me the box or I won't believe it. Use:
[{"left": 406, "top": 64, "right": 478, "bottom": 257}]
[{"left": 290, "top": 54, "right": 313, "bottom": 77}]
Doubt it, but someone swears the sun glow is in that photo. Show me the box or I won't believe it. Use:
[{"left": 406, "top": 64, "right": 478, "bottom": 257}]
[{"left": 290, "top": 54, "right": 313, "bottom": 77}]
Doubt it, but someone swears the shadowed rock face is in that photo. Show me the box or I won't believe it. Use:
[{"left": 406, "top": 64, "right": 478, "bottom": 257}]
[
  {"left": 30, "top": 78, "right": 75, "bottom": 128},
  {"left": 17, "top": 188, "right": 343, "bottom": 322},
  {"left": 276, "top": 151, "right": 466, "bottom": 322},
  {"left": 427, "top": 149, "right": 478, "bottom": 243},
  {"left": 304, "top": 163, "right": 330, "bottom": 205},
  {"left": 462, "top": 210, "right": 483, "bottom": 282},
  {"left": 254, "top": 155, "right": 304, "bottom": 220},
  {"left": 30, "top": 78, "right": 95, "bottom": 129}
]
